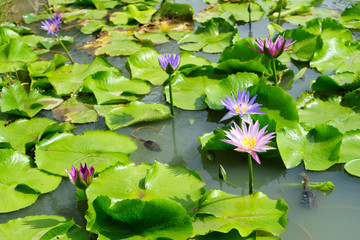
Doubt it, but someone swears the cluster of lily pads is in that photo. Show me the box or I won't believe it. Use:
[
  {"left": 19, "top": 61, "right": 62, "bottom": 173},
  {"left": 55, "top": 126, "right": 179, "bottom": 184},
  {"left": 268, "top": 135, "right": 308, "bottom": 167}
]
[{"left": 0, "top": 0, "right": 359, "bottom": 239}]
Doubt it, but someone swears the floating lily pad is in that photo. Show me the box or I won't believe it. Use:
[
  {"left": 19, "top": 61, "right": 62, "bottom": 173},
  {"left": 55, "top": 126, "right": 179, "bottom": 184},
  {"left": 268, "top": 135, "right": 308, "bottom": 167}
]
[
  {"left": 165, "top": 66, "right": 225, "bottom": 110},
  {"left": 339, "top": 130, "right": 360, "bottom": 164},
  {"left": 83, "top": 71, "right": 150, "bottom": 104},
  {"left": 81, "top": 30, "right": 153, "bottom": 56},
  {"left": 35, "top": 130, "right": 137, "bottom": 176},
  {"left": 52, "top": 98, "right": 98, "bottom": 123},
  {"left": 299, "top": 98, "right": 360, "bottom": 133},
  {"left": 110, "top": 5, "right": 156, "bottom": 25},
  {"left": 178, "top": 18, "right": 237, "bottom": 53},
  {"left": 277, "top": 123, "right": 343, "bottom": 170},
  {"left": 63, "top": 9, "right": 108, "bottom": 22},
  {"left": 87, "top": 161, "right": 205, "bottom": 215},
  {"left": 86, "top": 196, "right": 193, "bottom": 240},
  {"left": 344, "top": 159, "right": 360, "bottom": 177},
  {"left": 340, "top": 3, "right": 360, "bottom": 29},
  {"left": 0, "top": 81, "right": 63, "bottom": 117},
  {"left": 47, "top": 56, "right": 120, "bottom": 95},
  {"left": 0, "top": 149, "right": 61, "bottom": 213},
  {"left": 221, "top": 1, "right": 264, "bottom": 22},
  {"left": 0, "top": 38, "right": 37, "bottom": 73},
  {"left": 152, "top": 1, "right": 194, "bottom": 21},
  {"left": 192, "top": 190, "right": 288, "bottom": 237},
  {"left": 102, "top": 101, "right": 171, "bottom": 130},
  {"left": 0, "top": 117, "right": 72, "bottom": 153},
  {"left": 0, "top": 215, "right": 89, "bottom": 239},
  {"left": 284, "top": 8, "right": 339, "bottom": 26}
]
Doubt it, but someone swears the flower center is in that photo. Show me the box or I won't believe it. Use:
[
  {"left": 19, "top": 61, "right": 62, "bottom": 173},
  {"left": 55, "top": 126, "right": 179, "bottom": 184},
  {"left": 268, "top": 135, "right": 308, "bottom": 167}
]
[
  {"left": 49, "top": 24, "right": 58, "bottom": 33},
  {"left": 242, "top": 136, "right": 256, "bottom": 150},
  {"left": 235, "top": 104, "right": 247, "bottom": 115}
]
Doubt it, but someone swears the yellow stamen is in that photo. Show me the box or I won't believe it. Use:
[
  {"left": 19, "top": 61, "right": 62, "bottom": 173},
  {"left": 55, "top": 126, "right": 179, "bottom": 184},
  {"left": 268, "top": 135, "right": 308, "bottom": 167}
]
[
  {"left": 235, "top": 104, "right": 247, "bottom": 115},
  {"left": 49, "top": 24, "right": 58, "bottom": 32},
  {"left": 242, "top": 136, "right": 256, "bottom": 151}
]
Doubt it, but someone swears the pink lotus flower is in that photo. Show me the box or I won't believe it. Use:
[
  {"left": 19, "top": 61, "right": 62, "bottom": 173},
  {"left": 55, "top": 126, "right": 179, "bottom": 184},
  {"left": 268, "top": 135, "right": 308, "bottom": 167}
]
[
  {"left": 248, "top": 35, "right": 296, "bottom": 59},
  {"left": 65, "top": 163, "right": 94, "bottom": 190},
  {"left": 222, "top": 120, "right": 276, "bottom": 164}
]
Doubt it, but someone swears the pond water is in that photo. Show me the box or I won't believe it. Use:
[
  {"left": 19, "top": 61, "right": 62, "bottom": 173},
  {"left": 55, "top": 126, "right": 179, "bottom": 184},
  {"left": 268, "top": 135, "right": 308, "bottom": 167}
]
[{"left": 1, "top": 0, "right": 360, "bottom": 240}]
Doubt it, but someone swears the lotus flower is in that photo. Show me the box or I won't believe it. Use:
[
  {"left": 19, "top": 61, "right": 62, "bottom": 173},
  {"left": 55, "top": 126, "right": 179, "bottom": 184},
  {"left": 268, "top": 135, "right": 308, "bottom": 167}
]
[
  {"left": 220, "top": 89, "right": 265, "bottom": 123},
  {"left": 248, "top": 35, "right": 296, "bottom": 59},
  {"left": 41, "top": 13, "right": 62, "bottom": 35},
  {"left": 65, "top": 163, "right": 94, "bottom": 190},
  {"left": 222, "top": 120, "right": 276, "bottom": 164},
  {"left": 158, "top": 53, "right": 180, "bottom": 75}
]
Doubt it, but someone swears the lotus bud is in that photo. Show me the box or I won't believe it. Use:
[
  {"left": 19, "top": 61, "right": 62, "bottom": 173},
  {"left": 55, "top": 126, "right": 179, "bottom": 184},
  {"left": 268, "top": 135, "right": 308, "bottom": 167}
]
[{"left": 66, "top": 163, "right": 94, "bottom": 190}]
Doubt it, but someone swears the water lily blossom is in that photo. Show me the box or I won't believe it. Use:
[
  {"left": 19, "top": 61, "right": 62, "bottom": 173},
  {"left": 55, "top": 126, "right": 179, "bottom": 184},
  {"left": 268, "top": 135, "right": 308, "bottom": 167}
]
[
  {"left": 158, "top": 53, "right": 180, "bottom": 115},
  {"left": 41, "top": 13, "right": 75, "bottom": 64},
  {"left": 220, "top": 89, "right": 265, "bottom": 123},
  {"left": 65, "top": 163, "right": 94, "bottom": 190},
  {"left": 248, "top": 35, "right": 296, "bottom": 59},
  {"left": 222, "top": 120, "right": 276, "bottom": 165},
  {"left": 158, "top": 53, "right": 180, "bottom": 75},
  {"left": 41, "top": 13, "right": 62, "bottom": 35}
]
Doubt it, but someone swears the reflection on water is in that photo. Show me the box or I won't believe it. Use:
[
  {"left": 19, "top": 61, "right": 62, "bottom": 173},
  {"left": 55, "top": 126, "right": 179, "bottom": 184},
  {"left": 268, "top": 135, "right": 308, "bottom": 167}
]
[{"left": 1, "top": 0, "right": 360, "bottom": 239}]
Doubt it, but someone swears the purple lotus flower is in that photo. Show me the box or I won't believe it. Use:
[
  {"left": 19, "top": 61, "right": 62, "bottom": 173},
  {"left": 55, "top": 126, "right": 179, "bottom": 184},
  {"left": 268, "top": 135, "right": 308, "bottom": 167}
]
[
  {"left": 248, "top": 35, "right": 296, "bottom": 59},
  {"left": 41, "top": 13, "right": 62, "bottom": 35},
  {"left": 220, "top": 89, "right": 265, "bottom": 123},
  {"left": 158, "top": 53, "right": 180, "bottom": 75},
  {"left": 222, "top": 120, "right": 276, "bottom": 164},
  {"left": 65, "top": 163, "right": 94, "bottom": 190}
]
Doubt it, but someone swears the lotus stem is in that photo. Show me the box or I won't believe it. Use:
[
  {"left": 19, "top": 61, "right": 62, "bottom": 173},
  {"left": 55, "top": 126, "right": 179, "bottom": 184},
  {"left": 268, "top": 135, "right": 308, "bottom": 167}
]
[
  {"left": 277, "top": 0, "right": 284, "bottom": 24},
  {"left": 272, "top": 58, "right": 278, "bottom": 85},
  {"left": 56, "top": 35, "right": 74, "bottom": 64},
  {"left": 248, "top": 153, "right": 254, "bottom": 194},
  {"left": 168, "top": 73, "right": 174, "bottom": 115}
]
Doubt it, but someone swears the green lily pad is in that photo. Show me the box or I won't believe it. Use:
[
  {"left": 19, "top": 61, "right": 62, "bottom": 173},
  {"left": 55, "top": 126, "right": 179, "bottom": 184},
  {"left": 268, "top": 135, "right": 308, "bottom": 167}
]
[
  {"left": 83, "top": 71, "right": 150, "bottom": 104},
  {"left": 0, "top": 38, "right": 37, "bottom": 73},
  {"left": 81, "top": 30, "right": 153, "bottom": 56},
  {"left": 0, "top": 81, "right": 63, "bottom": 117},
  {"left": 23, "top": 13, "right": 52, "bottom": 24},
  {"left": 197, "top": 126, "right": 234, "bottom": 151},
  {"left": 178, "top": 18, "right": 237, "bottom": 53},
  {"left": 35, "top": 130, "right": 137, "bottom": 176},
  {"left": 0, "top": 149, "right": 61, "bottom": 213},
  {"left": 47, "top": 56, "right": 120, "bottom": 95},
  {"left": 151, "top": 1, "right": 194, "bottom": 21},
  {"left": 80, "top": 19, "right": 108, "bottom": 34},
  {"left": 110, "top": 5, "right": 156, "bottom": 25},
  {"left": 52, "top": 98, "right": 98, "bottom": 123},
  {"left": 0, "top": 25, "right": 21, "bottom": 44},
  {"left": 126, "top": 48, "right": 169, "bottom": 85},
  {"left": 284, "top": 8, "right": 339, "bottom": 26},
  {"left": 277, "top": 123, "right": 343, "bottom": 170},
  {"left": 311, "top": 73, "right": 360, "bottom": 93},
  {"left": 192, "top": 190, "right": 288, "bottom": 237},
  {"left": 339, "top": 130, "right": 360, "bottom": 164},
  {"left": 195, "top": 3, "right": 235, "bottom": 24},
  {"left": 304, "top": 17, "right": 353, "bottom": 41},
  {"left": 340, "top": 3, "right": 360, "bottom": 29},
  {"left": 86, "top": 196, "right": 193, "bottom": 240},
  {"left": 102, "top": 101, "right": 171, "bottom": 130},
  {"left": 0, "top": 117, "right": 72, "bottom": 153},
  {"left": 221, "top": 1, "right": 264, "bottom": 22},
  {"left": 165, "top": 67, "right": 223, "bottom": 110},
  {"left": 205, "top": 72, "right": 260, "bottom": 110},
  {"left": 87, "top": 161, "right": 205, "bottom": 215},
  {"left": 62, "top": 9, "right": 108, "bottom": 23},
  {"left": 299, "top": 98, "right": 360, "bottom": 133},
  {"left": 250, "top": 84, "right": 299, "bottom": 129},
  {"left": 344, "top": 158, "right": 360, "bottom": 177},
  {"left": 0, "top": 215, "right": 89, "bottom": 239},
  {"left": 127, "top": 48, "right": 208, "bottom": 85}
]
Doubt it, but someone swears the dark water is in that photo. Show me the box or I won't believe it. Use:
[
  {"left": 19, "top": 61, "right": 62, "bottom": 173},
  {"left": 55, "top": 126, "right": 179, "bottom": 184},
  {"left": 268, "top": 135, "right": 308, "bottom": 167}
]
[{"left": 1, "top": 1, "right": 360, "bottom": 240}]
